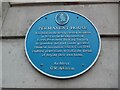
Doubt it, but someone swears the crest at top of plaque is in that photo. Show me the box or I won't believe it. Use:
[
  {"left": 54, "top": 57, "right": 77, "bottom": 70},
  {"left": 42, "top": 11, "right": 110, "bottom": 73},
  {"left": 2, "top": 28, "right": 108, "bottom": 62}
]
[{"left": 55, "top": 12, "right": 69, "bottom": 25}]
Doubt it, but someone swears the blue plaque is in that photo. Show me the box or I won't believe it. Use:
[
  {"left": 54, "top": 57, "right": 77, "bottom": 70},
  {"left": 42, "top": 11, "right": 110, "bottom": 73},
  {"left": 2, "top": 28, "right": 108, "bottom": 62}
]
[{"left": 25, "top": 10, "right": 101, "bottom": 79}]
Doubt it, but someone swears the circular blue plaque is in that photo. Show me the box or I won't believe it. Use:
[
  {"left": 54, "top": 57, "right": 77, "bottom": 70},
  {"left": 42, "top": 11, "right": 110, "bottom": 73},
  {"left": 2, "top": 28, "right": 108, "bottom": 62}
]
[{"left": 25, "top": 10, "right": 101, "bottom": 79}]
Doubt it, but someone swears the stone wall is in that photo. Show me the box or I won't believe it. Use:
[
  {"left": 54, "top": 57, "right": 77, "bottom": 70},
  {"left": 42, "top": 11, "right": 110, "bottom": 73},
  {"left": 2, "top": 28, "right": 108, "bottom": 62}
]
[{"left": 1, "top": 1, "right": 119, "bottom": 88}]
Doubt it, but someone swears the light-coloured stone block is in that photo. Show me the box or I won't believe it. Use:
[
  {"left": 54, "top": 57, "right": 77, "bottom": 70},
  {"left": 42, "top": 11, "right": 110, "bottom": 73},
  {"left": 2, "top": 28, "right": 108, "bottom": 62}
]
[
  {"left": 1, "top": 4, "right": 118, "bottom": 37},
  {"left": 2, "top": 38, "right": 118, "bottom": 88}
]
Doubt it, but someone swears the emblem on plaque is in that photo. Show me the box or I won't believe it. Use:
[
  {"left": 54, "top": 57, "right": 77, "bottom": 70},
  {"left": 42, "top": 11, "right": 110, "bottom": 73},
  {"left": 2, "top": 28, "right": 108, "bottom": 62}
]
[{"left": 55, "top": 12, "right": 69, "bottom": 25}]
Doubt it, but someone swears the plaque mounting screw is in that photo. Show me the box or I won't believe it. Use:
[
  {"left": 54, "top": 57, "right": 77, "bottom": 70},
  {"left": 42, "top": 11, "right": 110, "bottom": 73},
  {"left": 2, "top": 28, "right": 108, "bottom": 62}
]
[
  {"left": 82, "top": 64, "right": 85, "bottom": 67},
  {"left": 40, "top": 63, "right": 44, "bottom": 67}
]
